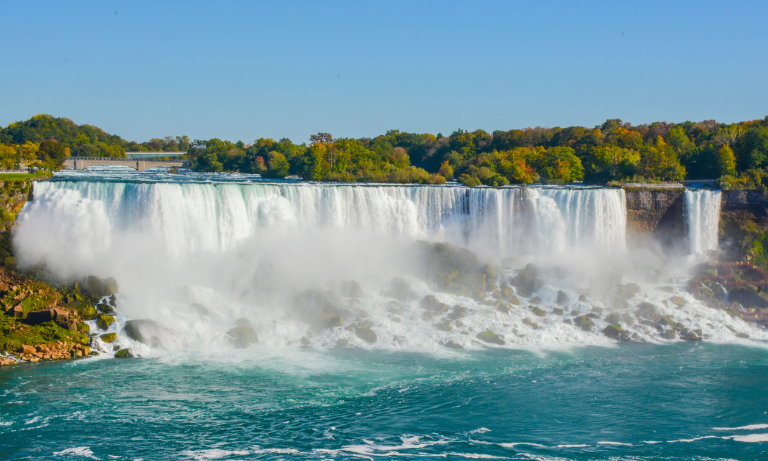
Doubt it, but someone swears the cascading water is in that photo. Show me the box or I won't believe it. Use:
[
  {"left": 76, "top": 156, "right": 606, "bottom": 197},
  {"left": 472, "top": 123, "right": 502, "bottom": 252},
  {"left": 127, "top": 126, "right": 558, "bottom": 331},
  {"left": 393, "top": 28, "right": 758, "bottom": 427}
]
[
  {"left": 11, "top": 173, "right": 764, "bottom": 355},
  {"left": 684, "top": 189, "right": 722, "bottom": 254}
]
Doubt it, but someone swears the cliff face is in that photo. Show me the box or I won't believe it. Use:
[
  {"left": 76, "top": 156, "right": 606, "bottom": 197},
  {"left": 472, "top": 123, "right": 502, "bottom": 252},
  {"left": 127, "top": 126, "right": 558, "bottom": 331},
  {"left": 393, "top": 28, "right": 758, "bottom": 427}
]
[
  {"left": 719, "top": 190, "right": 768, "bottom": 263},
  {"left": 622, "top": 187, "right": 686, "bottom": 248}
]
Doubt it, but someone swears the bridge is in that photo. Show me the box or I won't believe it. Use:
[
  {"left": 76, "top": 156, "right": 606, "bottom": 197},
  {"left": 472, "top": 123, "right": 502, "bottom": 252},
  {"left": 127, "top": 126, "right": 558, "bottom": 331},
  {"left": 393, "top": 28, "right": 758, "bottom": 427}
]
[{"left": 63, "top": 157, "right": 189, "bottom": 172}]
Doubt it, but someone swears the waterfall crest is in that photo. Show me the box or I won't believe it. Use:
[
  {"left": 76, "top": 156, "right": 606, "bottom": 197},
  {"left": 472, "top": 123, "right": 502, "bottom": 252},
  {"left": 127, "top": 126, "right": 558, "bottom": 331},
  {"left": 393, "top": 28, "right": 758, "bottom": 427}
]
[{"left": 26, "top": 182, "right": 627, "bottom": 261}]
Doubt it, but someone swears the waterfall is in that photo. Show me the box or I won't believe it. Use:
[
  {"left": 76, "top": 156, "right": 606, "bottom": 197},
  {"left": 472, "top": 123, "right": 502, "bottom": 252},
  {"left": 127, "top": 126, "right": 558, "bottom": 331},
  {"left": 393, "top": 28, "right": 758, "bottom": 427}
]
[
  {"left": 684, "top": 189, "right": 722, "bottom": 254},
  {"left": 23, "top": 182, "right": 627, "bottom": 262}
]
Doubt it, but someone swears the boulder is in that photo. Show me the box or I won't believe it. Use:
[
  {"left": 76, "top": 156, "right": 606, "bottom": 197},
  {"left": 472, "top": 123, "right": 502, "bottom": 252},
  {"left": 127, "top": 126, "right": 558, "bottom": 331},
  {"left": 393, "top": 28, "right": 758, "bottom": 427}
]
[
  {"left": 23, "top": 309, "right": 55, "bottom": 325},
  {"left": 435, "top": 322, "right": 452, "bottom": 332},
  {"left": 663, "top": 328, "right": 676, "bottom": 339},
  {"left": 97, "top": 303, "right": 114, "bottom": 315},
  {"left": 552, "top": 307, "right": 564, "bottom": 316},
  {"left": 114, "top": 348, "right": 133, "bottom": 358},
  {"left": 191, "top": 303, "right": 209, "bottom": 316},
  {"left": 578, "top": 294, "right": 587, "bottom": 302},
  {"left": 355, "top": 327, "right": 377, "bottom": 344},
  {"left": 508, "top": 296, "right": 521, "bottom": 306},
  {"left": 447, "top": 305, "right": 469, "bottom": 320},
  {"left": 602, "top": 324, "right": 621, "bottom": 340},
  {"left": 681, "top": 329, "right": 703, "bottom": 341},
  {"left": 444, "top": 340, "right": 463, "bottom": 349},
  {"left": 336, "top": 338, "right": 349, "bottom": 347},
  {"left": 384, "top": 278, "right": 412, "bottom": 301},
  {"left": 123, "top": 319, "right": 172, "bottom": 348},
  {"left": 501, "top": 285, "right": 515, "bottom": 298},
  {"left": 82, "top": 276, "right": 119, "bottom": 297},
  {"left": 339, "top": 280, "right": 364, "bottom": 298},
  {"left": 529, "top": 305, "right": 546, "bottom": 317},
  {"left": 293, "top": 289, "right": 347, "bottom": 330},
  {"left": 476, "top": 330, "right": 505, "bottom": 345},
  {"left": 18, "top": 345, "right": 36, "bottom": 354},
  {"left": 100, "top": 333, "right": 117, "bottom": 343},
  {"left": 728, "top": 286, "right": 768, "bottom": 309},
  {"left": 573, "top": 315, "right": 594, "bottom": 331},
  {"left": 96, "top": 314, "right": 114, "bottom": 330},
  {"left": 510, "top": 264, "right": 545, "bottom": 297},
  {"left": 420, "top": 295, "right": 448, "bottom": 313},
  {"left": 227, "top": 325, "right": 259, "bottom": 348},
  {"left": 636, "top": 302, "right": 660, "bottom": 322},
  {"left": 556, "top": 290, "right": 569, "bottom": 305},
  {"left": 670, "top": 296, "right": 686, "bottom": 308},
  {"left": 530, "top": 296, "right": 542, "bottom": 304},
  {"left": 625, "top": 283, "right": 642, "bottom": 297},
  {"left": 522, "top": 318, "right": 541, "bottom": 330},
  {"left": 605, "top": 313, "right": 621, "bottom": 324},
  {"left": 496, "top": 304, "right": 511, "bottom": 314}
]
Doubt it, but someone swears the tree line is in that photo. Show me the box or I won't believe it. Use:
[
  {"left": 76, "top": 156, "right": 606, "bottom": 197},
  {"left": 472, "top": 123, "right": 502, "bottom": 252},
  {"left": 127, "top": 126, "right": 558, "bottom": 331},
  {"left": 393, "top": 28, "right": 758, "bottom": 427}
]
[{"left": 2, "top": 114, "right": 768, "bottom": 188}]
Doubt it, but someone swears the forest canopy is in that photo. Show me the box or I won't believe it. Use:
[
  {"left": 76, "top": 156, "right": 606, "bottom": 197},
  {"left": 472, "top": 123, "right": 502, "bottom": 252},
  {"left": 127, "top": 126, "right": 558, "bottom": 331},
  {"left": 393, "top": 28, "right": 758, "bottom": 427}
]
[{"left": 2, "top": 114, "right": 768, "bottom": 188}]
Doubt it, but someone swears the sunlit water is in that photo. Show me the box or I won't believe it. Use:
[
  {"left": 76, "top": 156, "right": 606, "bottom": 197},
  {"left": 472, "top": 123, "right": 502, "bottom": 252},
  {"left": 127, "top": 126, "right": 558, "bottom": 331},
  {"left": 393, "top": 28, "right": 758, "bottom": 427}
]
[{"left": 2, "top": 167, "right": 765, "bottom": 459}]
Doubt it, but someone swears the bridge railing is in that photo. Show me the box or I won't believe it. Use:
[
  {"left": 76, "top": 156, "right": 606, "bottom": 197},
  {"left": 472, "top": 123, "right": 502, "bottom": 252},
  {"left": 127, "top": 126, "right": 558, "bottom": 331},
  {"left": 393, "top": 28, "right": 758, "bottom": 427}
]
[{"left": 69, "top": 157, "right": 187, "bottom": 163}]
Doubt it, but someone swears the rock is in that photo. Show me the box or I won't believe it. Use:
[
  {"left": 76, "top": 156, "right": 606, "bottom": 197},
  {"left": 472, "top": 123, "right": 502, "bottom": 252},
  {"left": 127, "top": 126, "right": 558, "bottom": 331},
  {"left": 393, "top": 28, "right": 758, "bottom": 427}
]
[
  {"left": 670, "top": 296, "right": 686, "bottom": 308},
  {"left": 96, "top": 314, "right": 114, "bottom": 330},
  {"left": 23, "top": 309, "right": 55, "bottom": 325},
  {"left": 191, "top": 303, "right": 209, "bottom": 316},
  {"left": 578, "top": 295, "right": 587, "bottom": 302},
  {"left": 384, "top": 278, "right": 412, "bottom": 301},
  {"left": 123, "top": 319, "right": 177, "bottom": 348},
  {"left": 529, "top": 305, "right": 547, "bottom": 317},
  {"left": 657, "top": 286, "right": 675, "bottom": 293},
  {"left": 435, "top": 322, "right": 453, "bottom": 332},
  {"left": 476, "top": 330, "right": 505, "bottom": 345},
  {"left": 496, "top": 304, "right": 511, "bottom": 314},
  {"left": 18, "top": 345, "right": 36, "bottom": 354},
  {"left": 621, "top": 313, "right": 635, "bottom": 325},
  {"left": 114, "top": 348, "right": 133, "bottom": 358},
  {"left": 530, "top": 296, "right": 542, "bottom": 304},
  {"left": 522, "top": 318, "right": 540, "bottom": 330},
  {"left": 570, "top": 310, "right": 580, "bottom": 316},
  {"left": 508, "top": 296, "right": 521, "bottom": 306},
  {"left": 100, "top": 333, "right": 117, "bottom": 343},
  {"left": 336, "top": 338, "right": 349, "bottom": 347},
  {"left": 591, "top": 306, "right": 604, "bottom": 314},
  {"left": 510, "top": 264, "right": 545, "bottom": 297},
  {"left": 602, "top": 324, "right": 621, "bottom": 340},
  {"left": 588, "top": 313, "right": 601, "bottom": 319},
  {"left": 625, "top": 283, "right": 641, "bottom": 297},
  {"left": 293, "top": 289, "right": 347, "bottom": 330},
  {"left": 735, "top": 332, "right": 750, "bottom": 339},
  {"left": 552, "top": 307, "right": 564, "bottom": 316},
  {"left": 563, "top": 319, "right": 572, "bottom": 325},
  {"left": 97, "top": 303, "right": 114, "bottom": 315},
  {"left": 573, "top": 315, "right": 594, "bottom": 331},
  {"left": 501, "top": 285, "right": 514, "bottom": 298},
  {"left": 444, "top": 340, "right": 463, "bottom": 349},
  {"left": 355, "top": 327, "right": 377, "bottom": 344},
  {"left": 340, "top": 280, "right": 363, "bottom": 298},
  {"left": 300, "top": 336, "right": 311, "bottom": 346},
  {"left": 663, "top": 329, "right": 676, "bottom": 339},
  {"left": 227, "top": 325, "right": 259, "bottom": 348},
  {"left": 728, "top": 286, "right": 768, "bottom": 309},
  {"left": 605, "top": 313, "right": 621, "bottom": 324},
  {"left": 448, "top": 305, "right": 469, "bottom": 320},
  {"left": 681, "top": 329, "right": 703, "bottom": 341},
  {"left": 556, "top": 290, "right": 569, "bottom": 305},
  {"left": 636, "top": 302, "right": 660, "bottom": 322},
  {"left": 422, "top": 311, "right": 434, "bottom": 321},
  {"left": 82, "top": 276, "right": 119, "bottom": 297}
]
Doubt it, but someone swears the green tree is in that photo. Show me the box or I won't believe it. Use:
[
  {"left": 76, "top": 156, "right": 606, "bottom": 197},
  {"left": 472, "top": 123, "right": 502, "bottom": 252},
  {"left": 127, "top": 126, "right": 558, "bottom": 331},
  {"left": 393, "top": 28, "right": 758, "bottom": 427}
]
[{"left": 264, "top": 152, "right": 290, "bottom": 178}]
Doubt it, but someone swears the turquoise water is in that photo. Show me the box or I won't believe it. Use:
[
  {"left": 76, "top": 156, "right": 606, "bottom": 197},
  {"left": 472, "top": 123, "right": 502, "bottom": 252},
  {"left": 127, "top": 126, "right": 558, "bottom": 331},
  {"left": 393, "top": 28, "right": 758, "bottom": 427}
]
[{"left": 2, "top": 343, "right": 767, "bottom": 460}]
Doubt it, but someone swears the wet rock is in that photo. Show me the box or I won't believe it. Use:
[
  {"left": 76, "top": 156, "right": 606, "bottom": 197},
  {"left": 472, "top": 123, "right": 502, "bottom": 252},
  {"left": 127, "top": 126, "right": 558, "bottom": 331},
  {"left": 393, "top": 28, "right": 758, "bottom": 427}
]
[
  {"left": 82, "top": 276, "right": 119, "bottom": 297},
  {"left": 556, "top": 290, "right": 569, "bottom": 305},
  {"left": 570, "top": 310, "right": 580, "bottom": 316},
  {"left": 510, "top": 264, "right": 545, "bottom": 297},
  {"left": 625, "top": 283, "right": 641, "bottom": 297},
  {"left": 657, "top": 286, "right": 675, "bottom": 293},
  {"left": 602, "top": 324, "right": 621, "bottom": 340},
  {"left": 522, "top": 318, "right": 541, "bottom": 330},
  {"left": 681, "top": 329, "right": 703, "bottom": 341},
  {"left": 435, "top": 322, "right": 453, "bottom": 332},
  {"left": 563, "top": 319, "right": 573, "bottom": 325},
  {"left": 552, "top": 307, "right": 564, "bottom": 316},
  {"left": 508, "top": 296, "right": 521, "bottom": 306},
  {"left": 670, "top": 296, "right": 686, "bottom": 308},
  {"left": 444, "top": 340, "right": 463, "bottom": 349},
  {"left": 476, "top": 330, "right": 505, "bottom": 345},
  {"left": 663, "top": 328, "right": 676, "bottom": 339},
  {"left": 735, "top": 332, "right": 750, "bottom": 339},
  {"left": 501, "top": 285, "right": 514, "bottom": 298},
  {"left": 420, "top": 295, "right": 448, "bottom": 313},
  {"left": 728, "top": 286, "right": 768, "bottom": 309},
  {"left": 447, "top": 305, "right": 469, "bottom": 320},
  {"left": 573, "top": 315, "right": 594, "bottom": 331},
  {"left": 340, "top": 280, "right": 364, "bottom": 298},
  {"left": 191, "top": 303, "right": 209, "bottom": 316},
  {"left": 496, "top": 304, "right": 511, "bottom": 314},
  {"left": 641, "top": 319, "right": 664, "bottom": 333},
  {"left": 114, "top": 348, "right": 133, "bottom": 358},
  {"left": 620, "top": 313, "right": 635, "bottom": 325},
  {"left": 636, "top": 302, "right": 660, "bottom": 322},
  {"left": 97, "top": 303, "right": 114, "bottom": 315},
  {"left": 605, "top": 313, "right": 621, "bottom": 324},
  {"left": 422, "top": 311, "right": 434, "bottom": 321},
  {"left": 293, "top": 289, "right": 346, "bottom": 330},
  {"left": 355, "top": 327, "right": 377, "bottom": 344},
  {"left": 591, "top": 306, "right": 604, "bottom": 315},
  {"left": 100, "top": 333, "right": 117, "bottom": 343},
  {"left": 383, "top": 278, "right": 412, "bottom": 301},
  {"left": 123, "top": 319, "right": 173, "bottom": 348},
  {"left": 587, "top": 313, "right": 601, "bottom": 319},
  {"left": 529, "top": 305, "right": 546, "bottom": 317},
  {"left": 227, "top": 325, "right": 259, "bottom": 348},
  {"left": 336, "top": 338, "right": 349, "bottom": 347},
  {"left": 530, "top": 296, "right": 542, "bottom": 304},
  {"left": 300, "top": 336, "right": 311, "bottom": 346},
  {"left": 578, "top": 295, "right": 587, "bottom": 302},
  {"left": 96, "top": 314, "right": 114, "bottom": 330}
]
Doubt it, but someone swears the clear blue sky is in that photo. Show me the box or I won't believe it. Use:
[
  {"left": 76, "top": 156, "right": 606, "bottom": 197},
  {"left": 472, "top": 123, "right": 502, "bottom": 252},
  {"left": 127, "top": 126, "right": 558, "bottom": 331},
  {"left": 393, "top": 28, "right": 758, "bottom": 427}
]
[{"left": 1, "top": 1, "right": 767, "bottom": 144}]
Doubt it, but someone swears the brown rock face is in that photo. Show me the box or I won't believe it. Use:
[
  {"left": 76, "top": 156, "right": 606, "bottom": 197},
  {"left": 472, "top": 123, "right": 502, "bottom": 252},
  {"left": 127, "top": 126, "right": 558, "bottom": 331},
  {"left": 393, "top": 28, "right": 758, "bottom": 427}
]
[{"left": 18, "top": 345, "right": 36, "bottom": 354}]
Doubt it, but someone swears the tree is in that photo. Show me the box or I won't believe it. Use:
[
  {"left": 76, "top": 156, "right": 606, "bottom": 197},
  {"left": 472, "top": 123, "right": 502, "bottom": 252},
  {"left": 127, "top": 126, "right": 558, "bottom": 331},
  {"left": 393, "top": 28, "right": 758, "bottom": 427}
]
[
  {"left": 535, "top": 146, "right": 584, "bottom": 184},
  {"left": 38, "top": 139, "right": 67, "bottom": 168},
  {"left": 716, "top": 145, "right": 737, "bottom": 177},
  {"left": 264, "top": 152, "right": 290, "bottom": 178},
  {"left": 438, "top": 161, "right": 454, "bottom": 180},
  {"left": 638, "top": 137, "right": 686, "bottom": 181}
]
